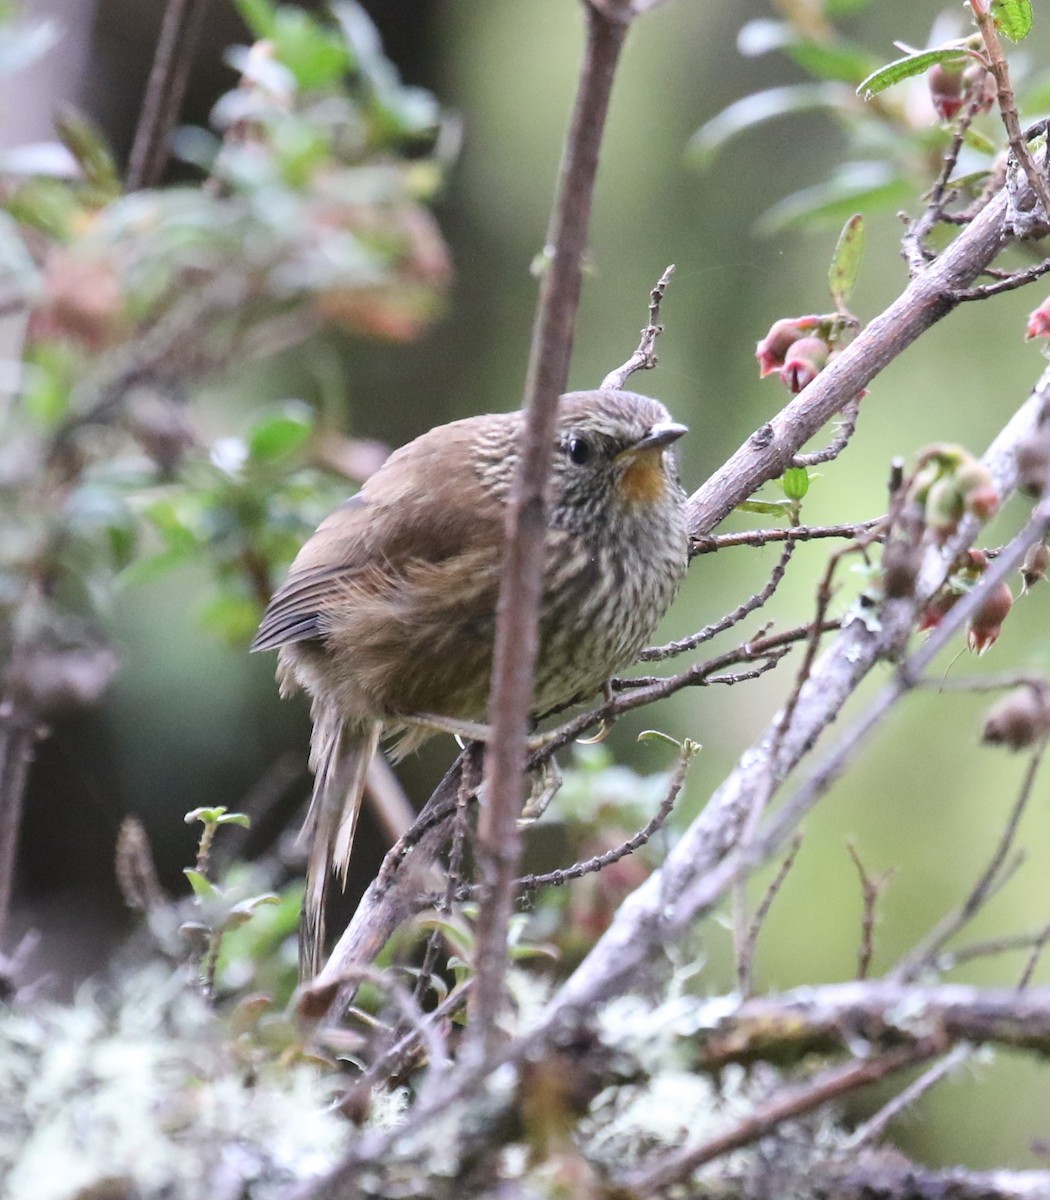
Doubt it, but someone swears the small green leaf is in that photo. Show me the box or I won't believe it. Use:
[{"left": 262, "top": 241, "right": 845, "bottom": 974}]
[
  {"left": 234, "top": 0, "right": 277, "bottom": 38},
  {"left": 737, "top": 20, "right": 877, "bottom": 85},
  {"left": 782, "top": 466, "right": 810, "bottom": 501},
  {"left": 247, "top": 406, "right": 313, "bottom": 463},
  {"left": 184, "top": 868, "right": 220, "bottom": 900},
  {"left": 199, "top": 590, "right": 261, "bottom": 643},
  {"left": 216, "top": 812, "right": 251, "bottom": 828},
  {"left": 828, "top": 213, "right": 865, "bottom": 309},
  {"left": 185, "top": 805, "right": 227, "bottom": 825},
  {"left": 991, "top": 0, "right": 1033, "bottom": 42},
  {"left": 856, "top": 47, "right": 971, "bottom": 100},
  {"left": 53, "top": 108, "right": 119, "bottom": 196}
]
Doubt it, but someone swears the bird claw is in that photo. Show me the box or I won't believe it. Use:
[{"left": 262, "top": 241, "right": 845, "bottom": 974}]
[{"left": 518, "top": 758, "right": 563, "bottom": 826}]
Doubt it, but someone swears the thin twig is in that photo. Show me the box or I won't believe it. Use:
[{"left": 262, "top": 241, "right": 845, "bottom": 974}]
[
  {"left": 470, "top": 0, "right": 633, "bottom": 1054},
  {"left": 600, "top": 264, "right": 675, "bottom": 390},
  {"left": 893, "top": 734, "right": 1049, "bottom": 982},
  {"left": 968, "top": 0, "right": 1050, "bottom": 223},
  {"left": 738, "top": 834, "right": 803, "bottom": 997},
  {"left": 640, "top": 539, "right": 797, "bottom": 662},
  {"left": 690, "top": 518, "right": 884, "bottom": 556},
  {"left": 792, "top": 393, "right": 862, "bottom": 468},
  {"left": 903, "top": 80, "right": 991, "bottom": 274},
  {"left": 954, "top": 256, "right": 1050, "bottom": 301},
  {"left": 624, "top": 1041, "right": 939, "bottom": 1194},
  {"left": 126, "top": 0, "right": 211, "bottom": 191},
  {"left": 845, "top": 1043, "right": 971, "bottom": 1148},
  {"left": 442, "top": 743, "right": 695, "bottom": 904},
  {"left": 846, "top": 841, "right": 895, "bottom": 981}
]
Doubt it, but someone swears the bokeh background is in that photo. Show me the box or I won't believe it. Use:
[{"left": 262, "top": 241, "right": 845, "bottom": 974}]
[{"left": 8, "top": 0, "right": 1050, "bottom": 1171}]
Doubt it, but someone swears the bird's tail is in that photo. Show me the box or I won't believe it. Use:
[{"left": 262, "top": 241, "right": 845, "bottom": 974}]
[{"left": 299, "top": 705, "right": 380, "bottom": 978}]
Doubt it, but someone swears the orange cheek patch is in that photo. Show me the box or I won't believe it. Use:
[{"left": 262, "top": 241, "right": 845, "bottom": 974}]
[{"left": 618, "top": 451, "right": 668, "bottom": 504}]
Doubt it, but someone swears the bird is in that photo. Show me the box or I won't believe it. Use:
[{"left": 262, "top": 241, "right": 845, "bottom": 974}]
[{"left": 251, "top": 388, "right": 689, "bottom": 976}]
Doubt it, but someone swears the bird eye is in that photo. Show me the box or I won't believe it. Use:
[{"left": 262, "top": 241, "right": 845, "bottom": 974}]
[{"left": 567, "top": 436, "right": 591, "bottom": 465}]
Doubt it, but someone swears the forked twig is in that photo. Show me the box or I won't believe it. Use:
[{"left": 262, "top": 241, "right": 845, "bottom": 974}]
[{"left": 601, "top": 264, "right": 675, "bottom": 390}]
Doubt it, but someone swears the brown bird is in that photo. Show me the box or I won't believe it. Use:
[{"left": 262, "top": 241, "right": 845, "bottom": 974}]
[{"left": 251, "top": 388, "right": 689, "bottom": 975}]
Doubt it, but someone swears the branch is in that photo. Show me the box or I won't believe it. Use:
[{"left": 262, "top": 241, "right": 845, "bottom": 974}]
[
  {"left": 687, "top": 981, "right": 1050, "bottom": 1068},
  {"left": 536, "top": 362, "right": 1050, "bottom": 1027},
  {"left": 470, "top": 0, "right": 632, "bottom": 1054},
  {"left": 684, "top": 181, "right": 1014, "bottom": 542},
  {"left": 625, "top": 1042, "right": 938, "bottom": 1195},
  {"left": 125, "top": 0, "right": 210, "bottom": 191},
  {"left": 968, "top": 0, "right": 1050, "bottom": 224}
]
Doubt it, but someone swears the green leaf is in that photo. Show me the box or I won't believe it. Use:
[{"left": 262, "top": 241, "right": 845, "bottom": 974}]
[
  {"left": 53, "top": 108, "right": 119, "bottom": 196},
  {"left": 757, "top": 162, "right": 912, "bottom": 233},
  {"left": 234, "top": 0, "right": 276, "bottom": 38},
  {"left": 247, "top": 405, "right": 313, "bottom": 463},
  {"left": 737, "top": 20, "right": 877, "bottom": 85},
  {"left": 271, "top": 6, "right": 352, "bottom": 90},
  {"left": 199, "top": 590, "right": 260, "bottom": 642},
  {"left": 782, "top": 466, "right": 810, "bottom": 501},
  {"left": 687, "top": 83, "right": 852, "bottom": 167},
  {"left": 185, "top": 805, "right": 228, "bottom": 825},
  {"left": 856, "top": 46, "right": 971, "bottom": 100},
  {"left": 184, "top": 868, "right": 220, "bottom": 900},
  {"left": 991, "top": 0, "right": 1033, "bottom": 42},
  {"left": 828, "top": 213, "right": 865, "bottom": 308},
  {"left": 216, "top": 812, "right": 252, "bottom": 828}
]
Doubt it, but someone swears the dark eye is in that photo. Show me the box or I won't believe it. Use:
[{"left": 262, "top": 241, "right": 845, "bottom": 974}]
[{"left": 567, "top": 436, "right": 591, "bottom": 465}]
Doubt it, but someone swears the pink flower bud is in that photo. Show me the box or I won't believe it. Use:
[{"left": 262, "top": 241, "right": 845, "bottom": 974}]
[
  {"left": 956, "top": 459, "right": 999, "bottom": 521},
  {"left": 918, "top": 589, "right": 960, "bottom": 633},
  {"left": 929, "top": 62, "right": 965, "bottom": 121},
  {"left": 755, "top": 315, "right": 822, "bottom": 377},
  {"left": 779, "top": 335, "right": 830, "bottom": 394},
  {"left": 967, "top": 581, "right": 1013, "bottom": 655},
  {"left": 1025, "top": 298, "right": 1050, "bottom": 340}
]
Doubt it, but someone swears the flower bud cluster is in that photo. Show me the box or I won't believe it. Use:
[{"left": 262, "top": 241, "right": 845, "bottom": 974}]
[
  {"left": 755, "top": 314, "right": 854, "bottom": 394},
  {"left": 915, "top": 547, "right": 1014, "bottom": 656},
  {"left": 909, "top": 443, "right": 1000, "bottom": 544},
  {"left": 982, "top": 684, "right": 1050, "bottom": 751}
]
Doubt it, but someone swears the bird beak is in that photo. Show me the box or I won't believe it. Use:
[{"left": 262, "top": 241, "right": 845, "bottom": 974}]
[{"left": 623, "top": 421, "right": 688, "bottom": 456}]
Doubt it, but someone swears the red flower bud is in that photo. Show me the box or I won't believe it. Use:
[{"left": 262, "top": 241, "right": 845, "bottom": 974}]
[
  {"left": 755, "top": 315, "right": 823, "bottom": 377},
  {"left": 1025, "top": 297, "right": 1050, "bottom": 340},
  {"left": 929, "top": 62, "right": 965, "bottom": 121},
  {"left": 779, "top": 335, "right": 830, "bottom": 394},
  {"left": 918, "top": 588, "right": 960, "bottom": 633},
  {"left": 967, "top": 581, "right": 1013, "bottom": 655}
]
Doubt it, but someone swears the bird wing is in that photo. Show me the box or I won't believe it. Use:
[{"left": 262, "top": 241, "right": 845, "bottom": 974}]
[{"left": 250, "top": 416, "right": 509, "bottom": 654}]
